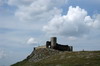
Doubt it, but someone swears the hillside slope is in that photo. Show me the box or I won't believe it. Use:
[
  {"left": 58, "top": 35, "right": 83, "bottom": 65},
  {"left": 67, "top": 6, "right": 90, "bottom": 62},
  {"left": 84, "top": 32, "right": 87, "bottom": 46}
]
[{"left": 11, "top": 48, "right": 100, "bottom": 66}]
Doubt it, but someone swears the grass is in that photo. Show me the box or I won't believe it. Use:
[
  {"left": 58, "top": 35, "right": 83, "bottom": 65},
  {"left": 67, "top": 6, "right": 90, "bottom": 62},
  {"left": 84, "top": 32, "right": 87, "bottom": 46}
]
[{"left": 11, "top": 49, "right": 100, "bottom": 66}]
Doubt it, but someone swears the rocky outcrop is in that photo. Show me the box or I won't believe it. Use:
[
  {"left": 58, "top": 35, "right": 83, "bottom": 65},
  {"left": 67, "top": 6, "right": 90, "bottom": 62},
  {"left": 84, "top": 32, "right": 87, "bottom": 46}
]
[
  {"left": 27, "top": 48, "right": 61, "bottom": 62},
  {"left": 11, "top": 48, "right": 100, "bottom": 66}
]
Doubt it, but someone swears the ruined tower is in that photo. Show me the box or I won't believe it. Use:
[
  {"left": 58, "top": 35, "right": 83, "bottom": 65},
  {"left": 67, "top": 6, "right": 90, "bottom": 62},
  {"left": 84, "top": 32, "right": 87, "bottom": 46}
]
[
  {"left": 46, "top": 37, "right": 73, "bottom": 51},
  {"left": 51, "top": 37, "right": 57, "bottom": 48}
]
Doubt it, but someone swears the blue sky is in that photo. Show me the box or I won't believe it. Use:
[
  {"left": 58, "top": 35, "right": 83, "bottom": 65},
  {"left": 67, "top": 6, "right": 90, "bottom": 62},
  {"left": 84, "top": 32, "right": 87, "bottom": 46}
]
[{"left": 0, "top": 0, "right": 100, "bottom": 66}]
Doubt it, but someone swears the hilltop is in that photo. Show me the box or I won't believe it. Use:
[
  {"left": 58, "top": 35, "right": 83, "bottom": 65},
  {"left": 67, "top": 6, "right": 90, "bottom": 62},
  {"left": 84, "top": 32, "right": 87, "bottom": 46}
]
[{"left": 11, "top": 48, "right": 100, "bottom": 66}]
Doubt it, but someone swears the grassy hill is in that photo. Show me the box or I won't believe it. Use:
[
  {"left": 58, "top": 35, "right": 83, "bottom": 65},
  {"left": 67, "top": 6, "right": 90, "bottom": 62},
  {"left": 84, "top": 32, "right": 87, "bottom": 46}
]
[{"left": 11, "top": 48, "right": 100, "bottom": 66}]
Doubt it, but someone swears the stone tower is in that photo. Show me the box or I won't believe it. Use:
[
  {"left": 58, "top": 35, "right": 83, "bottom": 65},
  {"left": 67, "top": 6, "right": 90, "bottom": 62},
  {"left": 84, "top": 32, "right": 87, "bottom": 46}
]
[{"left": 51, "top": 37, "right": 57, "bottom": 48}]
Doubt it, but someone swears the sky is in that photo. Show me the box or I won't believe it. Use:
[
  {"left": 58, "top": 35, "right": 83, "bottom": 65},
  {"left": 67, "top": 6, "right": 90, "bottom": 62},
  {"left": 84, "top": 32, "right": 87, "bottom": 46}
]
[{"left": 0, "top": 0, "right": 100, "bottom": 66}]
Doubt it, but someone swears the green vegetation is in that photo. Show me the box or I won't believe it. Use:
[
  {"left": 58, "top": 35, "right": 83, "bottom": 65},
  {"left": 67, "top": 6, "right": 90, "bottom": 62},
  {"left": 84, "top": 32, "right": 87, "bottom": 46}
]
[{"left": 11, "top": 48, "right": 100, "bottom": 66}]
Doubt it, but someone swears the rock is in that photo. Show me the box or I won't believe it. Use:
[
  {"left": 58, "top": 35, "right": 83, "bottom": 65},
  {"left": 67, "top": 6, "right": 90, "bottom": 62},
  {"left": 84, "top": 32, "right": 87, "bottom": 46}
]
[{"left": 27, "top": 48, "right": 61, "bottom": 62}]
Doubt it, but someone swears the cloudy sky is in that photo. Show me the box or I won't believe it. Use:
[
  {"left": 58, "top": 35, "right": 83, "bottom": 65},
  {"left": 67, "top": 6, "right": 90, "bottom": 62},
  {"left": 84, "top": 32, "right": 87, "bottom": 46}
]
[{"left": 0, "top": 0, "right": 100, "bottom": 66}]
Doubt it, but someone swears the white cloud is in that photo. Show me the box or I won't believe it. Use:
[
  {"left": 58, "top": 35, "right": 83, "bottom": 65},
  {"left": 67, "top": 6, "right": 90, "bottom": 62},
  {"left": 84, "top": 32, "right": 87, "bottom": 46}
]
[
  {"left": 7, "top": 0, "right": 67, "bottom": 22},
  {"left": 8, "top": 0, "right": 34, "bottom": 6},
  {"left": 92, "top": 14, "right": 100, "bottom": 29},
  {"left": 8, "top": 0, "right": 67, "bottom": 7},
  {"left": 27, "top": 37, "right": 37, "bottom": 45},
  {"left": 43, "top": 6, "right": 90, "bottom": 37},
  {"left": 15, "top": 6, "right": 62, "bottom": 22},
  {"left": 0, "top": 49, "right": 6, "bottom": 59},
  {"left": 43, "top": 6, "right": 100, "bottom": 38}
]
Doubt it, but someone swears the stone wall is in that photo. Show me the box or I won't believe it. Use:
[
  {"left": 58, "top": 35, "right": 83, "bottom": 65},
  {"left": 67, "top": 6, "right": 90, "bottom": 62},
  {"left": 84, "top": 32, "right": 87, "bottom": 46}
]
[
  {"left": 46, "top": 37, "right": 73, "bottom": 51},
  {"left": 34, "top": 37, "right": 73, "bottom": 51}
]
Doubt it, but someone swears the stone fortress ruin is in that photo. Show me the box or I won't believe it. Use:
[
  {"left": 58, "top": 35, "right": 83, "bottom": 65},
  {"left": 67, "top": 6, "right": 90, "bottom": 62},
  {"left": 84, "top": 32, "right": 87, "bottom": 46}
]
[{"left": 35, "top": 37, "right": 73, "bottom": 51}]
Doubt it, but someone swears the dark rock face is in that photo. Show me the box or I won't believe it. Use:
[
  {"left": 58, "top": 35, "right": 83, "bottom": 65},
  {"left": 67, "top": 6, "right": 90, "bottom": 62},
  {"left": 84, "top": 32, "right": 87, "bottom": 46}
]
[{"left": 27, "top": 48, "right": 60, "bottom": 62}]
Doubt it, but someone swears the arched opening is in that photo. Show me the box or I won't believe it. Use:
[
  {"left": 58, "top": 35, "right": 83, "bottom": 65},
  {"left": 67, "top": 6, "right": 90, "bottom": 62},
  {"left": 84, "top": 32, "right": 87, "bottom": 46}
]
[
  {"left": 48, "top": 45, "right": 51, "bottom": 48},
  {"left": 46, "top": 41, "right": 51, "bottom": 48}
]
